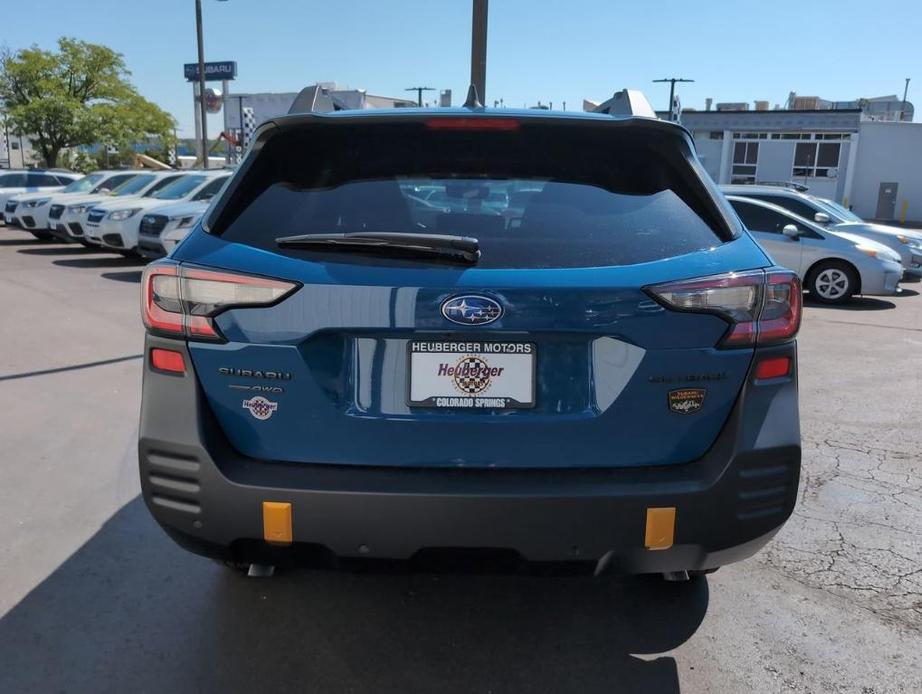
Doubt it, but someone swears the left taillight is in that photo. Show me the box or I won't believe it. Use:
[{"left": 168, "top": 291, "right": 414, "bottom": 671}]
[
  {"left": 141, "top": 260, "right": 298, "bottom": 341},
  {"left": 647, "top": 268, "right": 801, "bottom": 348}
]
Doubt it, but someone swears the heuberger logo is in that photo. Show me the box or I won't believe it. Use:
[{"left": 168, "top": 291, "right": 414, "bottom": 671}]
[
  {"left": 668, "top": 388, "right": 706, "bottom": 415},
  {"left": 439, "top": 356, "right": 505, "bottom": 395}
]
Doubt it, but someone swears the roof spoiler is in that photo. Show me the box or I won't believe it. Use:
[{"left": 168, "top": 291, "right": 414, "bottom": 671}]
[
  {"left": 594, "top": 89, "right": 657, "bottom": 118},
  {"left": 288, "top": 85, "right": 338, "bottom": 115}
]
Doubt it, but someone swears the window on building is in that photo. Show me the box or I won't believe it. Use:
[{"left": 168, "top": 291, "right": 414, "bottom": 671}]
[
  {"left": 709, "top": 131, "right": 724, "bottom": 139},
  {"left": 731, "top": 141, "right": 759, "bottom": 183},
  {"left": 793, "top": 142, "right": 840, "bottom": 178}
]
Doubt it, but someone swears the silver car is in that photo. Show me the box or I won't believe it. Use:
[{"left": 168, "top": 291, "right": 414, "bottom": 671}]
[
  {"left": 726, "top": 195, "right": 903, "bottom": 304},
  {"left": 720, "top": 184, "right": 922, "bottom": 277}
]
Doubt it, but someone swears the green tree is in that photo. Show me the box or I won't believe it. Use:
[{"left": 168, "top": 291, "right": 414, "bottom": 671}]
[{"left": 0, "top": 37, "right": 175, "bottom": 167}]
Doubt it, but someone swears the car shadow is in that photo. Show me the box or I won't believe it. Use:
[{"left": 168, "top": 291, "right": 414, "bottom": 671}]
[
  {"left": 100, "top": 270, "right": 143, "bottom": 283},
  {"left": 0, "top": 497, "right": 706, "bottom": 693},
  {"left": 894, "top": 287, "right": 919, "bottom": 298},
  {"left": 53, "top": 256, "right": 147, "bottom": 269},
  {"left": 804, "top": 295, "right": 895, "bottom": 311},
  {"left": 0, "top": 237, "right": 52, "bottom": 246},
  {"left": 17, "top": 245, "right": 100, "bottom": 256}
]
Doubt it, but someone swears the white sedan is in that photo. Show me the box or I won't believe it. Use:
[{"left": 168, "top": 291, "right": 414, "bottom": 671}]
[
  {"left": 720, "top": 184, "right": 922, "bottom": 278},
  {"left": 726, "top": 195, "right": 903, "bottom": 304}
]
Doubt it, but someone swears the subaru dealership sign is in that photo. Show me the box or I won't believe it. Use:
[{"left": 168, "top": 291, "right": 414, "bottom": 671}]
[{"left": 183, "top": 61, "right": 237, "bottom": 82}]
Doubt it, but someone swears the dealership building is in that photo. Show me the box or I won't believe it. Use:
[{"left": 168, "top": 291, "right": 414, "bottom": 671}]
[{"left": 592, "top": 95, "right": 922, "bottom": 223}]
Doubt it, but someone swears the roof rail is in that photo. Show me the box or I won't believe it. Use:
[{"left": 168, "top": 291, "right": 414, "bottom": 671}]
[{"left": 756, "top": 181, "right": 810, "bottom": 192}]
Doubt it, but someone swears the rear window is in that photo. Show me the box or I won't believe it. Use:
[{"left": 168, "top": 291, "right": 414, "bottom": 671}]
[
  {"left": 143, "top": 174, "right": 185, "bottom": 197},
  {"left": 0, "top": 173, "right": 27, "bottom": 187},
  {"left": 111, "top": 174, "right": 154, "bottom": 196},
  {"left": 215, "top": 121, "right": 728, "bottom": 269},
  {"left": 26, "top": 173, "right": 61, "bottom": 186},
  {"left": 152, "top": 175, "right": 208, "bottom": 200},
  {"left": 62, "top": 174, "right": 104, "bottom": 194},
  {"left": 746, "top": 194, "right": 820, "bottom": 221}
]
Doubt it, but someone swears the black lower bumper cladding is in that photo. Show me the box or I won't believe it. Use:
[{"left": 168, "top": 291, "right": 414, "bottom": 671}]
[{"left": 139, "top": 335, "right": 801, "bottom": 573}]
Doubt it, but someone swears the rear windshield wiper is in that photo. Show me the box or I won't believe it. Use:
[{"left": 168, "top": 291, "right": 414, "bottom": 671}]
[{"left": 275, "top": 232, "right": 480, "bottom": 265}]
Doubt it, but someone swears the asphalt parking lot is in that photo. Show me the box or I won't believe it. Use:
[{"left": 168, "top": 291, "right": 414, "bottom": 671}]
[{"left": 1, "top": 230, "right": 920, "bottom": 694}]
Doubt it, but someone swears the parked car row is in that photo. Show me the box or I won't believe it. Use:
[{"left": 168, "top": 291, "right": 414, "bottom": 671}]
[
  {"left": 720, "top": 184, "right": 922, "bottom": 304},
  {"left": 1, "top": 167, "right": 227, "bottom": 258},
  {"left": 0, "top": 167, "right": 919, "bottom": 306}
]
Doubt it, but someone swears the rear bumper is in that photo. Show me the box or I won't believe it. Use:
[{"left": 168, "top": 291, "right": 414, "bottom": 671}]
[{"left": 139, "top": 336, "right": 801, "bottom": 572}]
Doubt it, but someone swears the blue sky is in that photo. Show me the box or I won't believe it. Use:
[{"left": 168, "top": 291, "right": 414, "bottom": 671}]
[{"left": 4, "top": 0, "right": 919, "bottom": 136}]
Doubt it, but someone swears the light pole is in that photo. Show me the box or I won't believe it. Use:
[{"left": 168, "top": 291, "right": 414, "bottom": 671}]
[
  {"left": 405, "top": 86, "right": 435, "bottom": 107},
  {"left": 194, "top": 0, "right": 209, "bottom": 168},
  {"left": 470, "top": 0, "right": 488, "bottom": 104},
  {"left": 653, "top": 77, "right": 694, "bottom": 121}
]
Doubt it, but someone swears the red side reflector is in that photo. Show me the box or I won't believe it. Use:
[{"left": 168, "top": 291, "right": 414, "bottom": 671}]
[
  {"left": 425, "top": 117, "right": 520, "bottom": 131},
  {"left": 151, "top": 348, "right": 185, "bottom": 374},
  {"left": 755, "top": 356, "right": 791, "bottom": 380}
]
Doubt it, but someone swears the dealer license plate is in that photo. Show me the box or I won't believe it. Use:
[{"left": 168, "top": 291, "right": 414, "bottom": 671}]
[{"left": 408, "top": 341, "right": 536, "bottom": 409}]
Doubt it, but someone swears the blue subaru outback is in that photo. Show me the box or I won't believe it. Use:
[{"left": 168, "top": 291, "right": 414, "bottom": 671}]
[{"left": 139, "top": 107, "right": 802, "bottom": 579}]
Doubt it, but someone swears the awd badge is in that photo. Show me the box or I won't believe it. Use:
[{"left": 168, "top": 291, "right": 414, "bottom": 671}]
[
  {"left": 243, "top": 396, "right": 278, "bottom": 420},
  {"left": 668, "top": 388, "right": 706, "bottom": 415}
]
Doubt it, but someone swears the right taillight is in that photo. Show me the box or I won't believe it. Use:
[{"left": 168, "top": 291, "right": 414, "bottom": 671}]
[
  {"left": 141, "top": 260, "right": 299, "bottom": 341},
  {"left": 647, "top": 268, "right": 801, "bottom": 348}
]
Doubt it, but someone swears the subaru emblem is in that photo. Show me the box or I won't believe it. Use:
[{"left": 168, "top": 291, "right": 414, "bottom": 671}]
[{"left": 440, "top": 295, "right": 503, "bottom": 326}]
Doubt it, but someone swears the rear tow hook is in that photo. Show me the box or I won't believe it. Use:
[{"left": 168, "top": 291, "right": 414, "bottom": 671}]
[{"left": 247, "top": 563, "right": 276, "bottom": 578}]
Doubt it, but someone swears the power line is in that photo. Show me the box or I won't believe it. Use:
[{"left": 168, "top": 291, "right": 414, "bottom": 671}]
[
  {"left": 653, "top": 78, "right": 695, "bottom": 121},
  {"left": 405, "top": 86, "right": 435, "bottom": 107}
]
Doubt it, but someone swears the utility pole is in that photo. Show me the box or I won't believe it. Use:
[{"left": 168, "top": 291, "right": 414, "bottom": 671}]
[
  {"left": 900, "top": 78, "right": 911, "bottom": 121},
  {"left": 194, "top": 0, "right": 209, "bottom": 168},
  {"left": 470, "top": 0, "right": 488, "bottom": 104},
  {"left": 405, "top": 86, "right": 435, "bottom": 107},
  {"left": 653, "top": 77, "right": 694, "bottom": 121}
]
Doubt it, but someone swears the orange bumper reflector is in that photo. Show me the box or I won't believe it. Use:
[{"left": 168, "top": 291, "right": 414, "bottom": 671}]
[
  {"left": 262, "top": 502, "right": 292, "bottom": 544},
  {"left": 645, "top": 507, "right": 676, "bottom": 550},
  {"left": 755, "top": 356, "right": 791, "bottom": 380},
  {"left": 150, "top": 348, "right": 185, "bottom": 374}
]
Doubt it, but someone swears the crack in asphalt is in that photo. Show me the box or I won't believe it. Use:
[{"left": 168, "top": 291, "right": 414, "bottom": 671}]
[
  {"left": 0, "top": 354, "right": 143, "bottom": 382},
  {"left": 807, "top": 318, "right": 922, "bottom": 333},
  {"left": 762, "top": 431, "right": 922, "bottom": 630}
]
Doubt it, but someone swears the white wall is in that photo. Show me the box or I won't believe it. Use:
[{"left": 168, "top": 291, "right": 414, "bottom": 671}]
[
  {"left": 850, "top": 121, "right": 922, "bottom": 222},
  {"left": 694, "top": 137, "right": 724, "bottom": 182},
  {"left": 755, "top": 142, "right": 796, "bottom": 185}
]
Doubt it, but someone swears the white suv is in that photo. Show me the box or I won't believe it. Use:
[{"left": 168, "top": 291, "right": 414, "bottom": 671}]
[
  {"left": 8, "top": 171, "right": 140, "bottom": 240},
  {"left": 85, "top": 172, "right": 229, "bottom": 254},
  {"left": 55, "top": 171, "right": 187, "bottom": 245}
]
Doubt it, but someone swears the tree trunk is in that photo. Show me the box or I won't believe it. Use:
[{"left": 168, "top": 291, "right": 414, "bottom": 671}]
[
  {"left": 33, "top": 133, "right": 63, "bottom": 168},
  {"left": 45, "top": 146, "right": 61, "bottom": 168}
]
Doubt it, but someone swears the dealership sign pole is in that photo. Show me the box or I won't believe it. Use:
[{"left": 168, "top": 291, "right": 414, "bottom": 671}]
[
  {"left": 183, "top": 60, "right": 237, "bottom": 167},
  {"left": 194, "top": 0, "right": 209, "bottom": 168}
]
